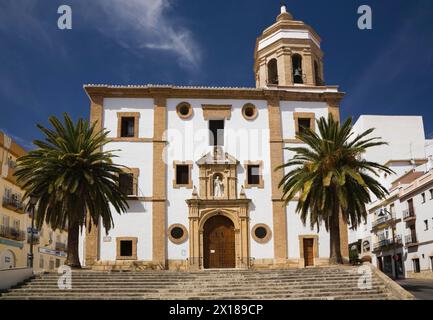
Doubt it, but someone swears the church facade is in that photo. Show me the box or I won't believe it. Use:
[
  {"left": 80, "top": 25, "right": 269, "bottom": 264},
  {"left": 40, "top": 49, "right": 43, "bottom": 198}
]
[{"left": 79, "top": 6, "right": 349, "bottom": 271}]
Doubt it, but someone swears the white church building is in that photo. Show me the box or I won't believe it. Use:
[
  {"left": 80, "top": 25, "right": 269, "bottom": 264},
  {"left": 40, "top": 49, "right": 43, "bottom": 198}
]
[{"left": 78, "top": 5, "right": 350, "bottom": 271}]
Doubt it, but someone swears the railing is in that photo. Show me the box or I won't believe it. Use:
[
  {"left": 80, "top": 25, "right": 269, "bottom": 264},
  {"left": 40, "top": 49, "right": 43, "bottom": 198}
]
[
  {"left": 55, "top": 242, "right": 67, "bottom": 251},
  {"left": 0, "top": 226, "right": 26, "bottom": 241},
  {"left": 405, "top": 234, "right": 418, "bottom": 246},
  {"left": 403, "top": 209, "right": 416, "bottom": 220},
  {"left": 2, "top": 196, "right": 24, "bottom": 212},
  {"left": 372, "top": 213, "right": 396, "bottom": 229},
  {"left": 373, "top": 235, "right": 402, "bottom": 251}
]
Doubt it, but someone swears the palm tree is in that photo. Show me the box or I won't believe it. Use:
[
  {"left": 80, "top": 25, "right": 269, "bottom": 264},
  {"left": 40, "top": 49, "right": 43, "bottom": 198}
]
[
  {"left": 15, "top": 113, "right": 129, "bottom": 268},
  {"left": 277, "top": 114, "right": 393, "bottom": 264}
]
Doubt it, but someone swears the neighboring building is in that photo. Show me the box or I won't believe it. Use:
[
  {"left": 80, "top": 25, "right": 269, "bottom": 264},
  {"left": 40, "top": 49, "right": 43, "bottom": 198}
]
[
  {"left": 0, "top": 131, "right": 67, "bottom": 272},
  {"left": 349, "top": 116, "right": 433, "bottom": 279},
  {"left": 79, "top": 5, "right": 350, "bottom": 271}
]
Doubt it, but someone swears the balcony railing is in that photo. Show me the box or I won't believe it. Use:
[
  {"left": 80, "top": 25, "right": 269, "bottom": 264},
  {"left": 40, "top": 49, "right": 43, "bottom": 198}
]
[
  {"left": 373, "top": 235, "right": 402, "bottom": 252},
  {"left": 405, "top": 234, "right": 418, "bottom": 246},
  {"left": 2, "top": 196, "right": 24, "bottom": 212},
  {"left": 372, "top": 213, "right": 396, "bottom": 230},
  {"left": 55, "top": 242, "right": 67, "bottom": 251},
  {"left": 403, "top": 209, "right": 416, "bottom": 221},
  {"left": 0, "top": 225, "right": 26, "bottom": 241}
]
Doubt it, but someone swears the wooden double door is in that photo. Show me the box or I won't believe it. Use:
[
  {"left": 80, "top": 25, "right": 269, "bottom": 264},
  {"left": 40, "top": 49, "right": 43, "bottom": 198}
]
[{"left": 203, "top": 215, "right": 236, "bottom": 269}]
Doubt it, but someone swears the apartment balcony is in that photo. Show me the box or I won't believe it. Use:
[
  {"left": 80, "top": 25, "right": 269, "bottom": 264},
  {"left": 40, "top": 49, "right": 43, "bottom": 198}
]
[
  {"left": 0, "top": 225, "right": 26, "bottom": 241},
  {"left": 371, "top": 213, "right": 397, "bottom": 231},
  {"left": 372, "top": 235, "right": 403, "bottom": 253},
  {"left": 2, "top": 196, "right": 25, "bottom": 213},
  {"left": 55, "top": 242, "right": 67, "bottom": 252},
  {"left": 402, "top": 209, "right": 416, "bottom": 222},
  {"left": 405, "top": 234, "right": 419, "bottom": 248}
]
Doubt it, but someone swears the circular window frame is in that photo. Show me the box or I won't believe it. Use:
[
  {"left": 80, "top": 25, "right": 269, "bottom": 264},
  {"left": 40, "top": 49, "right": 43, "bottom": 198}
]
[
  {"left": 168, "top": 224, "right": 188, "bottom": 244},
  {"left": 251, "top": 224, "right": 272, "bottom": 244},
  {"left": 242, "top": 103, "right": 258, "bottom": 121},
  {"left": 176, "top": 102, "right": 193, "bottom": 120}
]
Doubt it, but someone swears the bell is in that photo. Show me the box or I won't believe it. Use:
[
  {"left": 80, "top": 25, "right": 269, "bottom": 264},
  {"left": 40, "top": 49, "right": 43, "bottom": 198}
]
[{"left": 294, "top": 68, "right": 302, "bottom": 77}]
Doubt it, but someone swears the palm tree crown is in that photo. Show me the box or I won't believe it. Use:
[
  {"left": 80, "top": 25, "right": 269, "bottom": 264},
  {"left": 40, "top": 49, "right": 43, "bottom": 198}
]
[
  {"left": 14, "top": 113, "right": 129, "bottom": 268},
  {"left": 277, "top": 114, "right": 393, "bottom": 264}
]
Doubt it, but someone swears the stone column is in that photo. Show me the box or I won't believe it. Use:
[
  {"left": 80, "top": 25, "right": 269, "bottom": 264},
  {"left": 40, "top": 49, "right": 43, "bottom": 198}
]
[
  {"left": 267, "top": 94, "right": 288, "bottom": 263},
  {"left": 152, "top": 96, "right": 168, "bottom": 268},
  {"left": 277, "top": 48, "right": 293, "bottom": 86},
  {"left": 302, "top": 49, "right": 314, "bottom": 85},
  {"left": 85, "top": 95, "right": 103, "bottom": 267}
]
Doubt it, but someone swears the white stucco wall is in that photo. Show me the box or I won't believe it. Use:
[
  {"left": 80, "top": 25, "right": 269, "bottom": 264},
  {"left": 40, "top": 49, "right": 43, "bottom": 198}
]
[
  {"left": 352, "top": 116, "right": 426, "bottom": 166},
  {"left": 165, "top": 98, "right": 274, "bottom": 260}
]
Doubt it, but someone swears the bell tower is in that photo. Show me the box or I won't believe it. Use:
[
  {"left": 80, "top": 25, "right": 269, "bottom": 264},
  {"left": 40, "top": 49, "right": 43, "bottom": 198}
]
[{"left": 254, "top": 4, "right": 325, "bottom": 88}]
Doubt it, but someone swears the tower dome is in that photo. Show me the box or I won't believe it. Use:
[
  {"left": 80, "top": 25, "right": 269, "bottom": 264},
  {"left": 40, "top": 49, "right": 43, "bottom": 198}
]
[{"left": 254, "top": 5, "right": 324, "bottom": 88}]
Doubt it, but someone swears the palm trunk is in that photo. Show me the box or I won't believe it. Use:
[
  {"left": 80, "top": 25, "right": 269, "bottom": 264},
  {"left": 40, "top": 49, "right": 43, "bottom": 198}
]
[
  {"left": 329, "top": 205, "right": 344, "bottom": 265},
  {"left": 65, "top": 222, "right": 82, "bottom": 269}
]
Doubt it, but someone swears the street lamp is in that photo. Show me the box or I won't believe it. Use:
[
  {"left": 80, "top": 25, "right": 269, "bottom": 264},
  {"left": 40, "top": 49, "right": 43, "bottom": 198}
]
[
  {"left": 380, "top": 208, "right": 399, "bottom": 280},
  {"left": 27, "top": 193, "right": 38, "bottom": 268}
]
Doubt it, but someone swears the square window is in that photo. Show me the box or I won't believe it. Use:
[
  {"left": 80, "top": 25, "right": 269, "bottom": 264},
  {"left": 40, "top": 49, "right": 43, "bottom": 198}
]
[
  {"left": 209, "top": 120, "right": 224, "bottom": 146},
  {"left": 120, "top": 117, "right": 135, "bottom": 138},
  {"left": 119, "top": 173, "right": 134, "bottom": 196},
  {"left": 120, "top": 240, "right": 133, "bottom": 257},
  {"left": 247, "top": 165, "right": 261, "bottom": 185},
  {"left": 176, "top": 165, "right": 189, "bottom": 185},
  {"left": 298, "top": 118, "right": 311, "bottom": 134}
]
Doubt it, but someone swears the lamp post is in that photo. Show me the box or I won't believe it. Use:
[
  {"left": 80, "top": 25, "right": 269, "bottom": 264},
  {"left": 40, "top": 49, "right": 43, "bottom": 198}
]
[
  {"left": 381, "top": 208, "right": 399, "bottom": 280},
  {"left": 27, "top": 193, "right": 38, "bottom": 268}
]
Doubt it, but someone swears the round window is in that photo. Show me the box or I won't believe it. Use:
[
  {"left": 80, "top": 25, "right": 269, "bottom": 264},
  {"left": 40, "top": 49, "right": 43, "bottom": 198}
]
[
  {"left": 242, "top": 103, "right": 258, "bottom": 120},
  {"left": 168, "top": 224, "right": 188, "bottom": 244},
  {"left": 252, "top": 224, "right": 272, "bottom": 244},
  {"left": 171, "top": 227, "right": 184, "bottom": 240},
  {"left": 254, "top": 227, "right": 267, "bottom": 239},
  {"left": 176, "top": 102, "right": 192, "bottom": 119}
]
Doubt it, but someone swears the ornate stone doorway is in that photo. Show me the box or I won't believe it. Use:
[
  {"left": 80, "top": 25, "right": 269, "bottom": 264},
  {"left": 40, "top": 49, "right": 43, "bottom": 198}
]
[
  {"left": 186, "top": 148, "right": 251, "bottom": 270},
  {"left": 203, "top": 215, "right": 236, "bottom": 269}
]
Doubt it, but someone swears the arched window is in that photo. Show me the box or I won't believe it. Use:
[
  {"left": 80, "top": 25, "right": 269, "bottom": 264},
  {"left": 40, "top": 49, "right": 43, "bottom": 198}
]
[
  {"left": 267, "top": 59, "right": 278, "bottom": 85},
  {"left": 292, "top": 54, "right": 303, "bottom": 84},
  {"left": 314, "top": 61, "right": 322, "bottom": 86}
]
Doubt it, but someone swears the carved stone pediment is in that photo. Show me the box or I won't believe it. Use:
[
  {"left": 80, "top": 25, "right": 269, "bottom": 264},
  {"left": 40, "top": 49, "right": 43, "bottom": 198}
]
[{"left": 195, "top": 147, "right": 240, "bottom": 200}]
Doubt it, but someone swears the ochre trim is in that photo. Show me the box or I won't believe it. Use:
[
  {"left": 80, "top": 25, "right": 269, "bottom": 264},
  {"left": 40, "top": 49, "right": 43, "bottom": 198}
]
[
  {"left": 294, "top": 112, "right": 316, "bottom": 134},
  {"left": 152, "top": 97, "right": 168, "bottom": 268},
  {"left": 85, "top": 95, "right": 103, "bottom": 266},
  {"left": 116, "top": 237, "right": 138, "bottom": 260},
  {"left": 267, "top": 95, "right": 288, "bottom": 261},
  {"left": 252, "top": 224, "right": 272, "bottom": 244},
  {"left": 202, "top": 105, "right": 232, "bottom": 120},
  {"left": 167, "top": 224, "right": 189, "bottom": 244},
  {"left": 176, "top": 102, "right": 193, "bottom": 120},
  {"left": 173, "top": 161, "right": 193, "bottom": 189},
  {"left": 242, "top": 103, "right": 259, "bottom": 121},
  {"left": 244, "top": 161, "right": 264, "bottom": 189},
  {"left": 121, "top": 167, "right": 140, "bottom": 196},
  {"left": 116, "top": 112, "right": 140, "bottom": 139}
]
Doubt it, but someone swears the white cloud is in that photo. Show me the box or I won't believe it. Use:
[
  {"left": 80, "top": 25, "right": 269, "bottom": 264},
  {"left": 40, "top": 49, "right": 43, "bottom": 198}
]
[{"left": 85, "top": 0, "right": 202, "bottom": 69}]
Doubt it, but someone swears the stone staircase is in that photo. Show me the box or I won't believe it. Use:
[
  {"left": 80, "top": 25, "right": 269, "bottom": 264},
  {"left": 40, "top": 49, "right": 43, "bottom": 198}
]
[{"left": 0, "top": 266, "right": 407, "bottom": 300}]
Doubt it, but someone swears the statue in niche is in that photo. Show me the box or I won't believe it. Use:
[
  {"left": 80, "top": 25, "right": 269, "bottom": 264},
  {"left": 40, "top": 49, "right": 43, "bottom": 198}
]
[{"left": 213, "top": 175, "right": 224, "bottom": 198}]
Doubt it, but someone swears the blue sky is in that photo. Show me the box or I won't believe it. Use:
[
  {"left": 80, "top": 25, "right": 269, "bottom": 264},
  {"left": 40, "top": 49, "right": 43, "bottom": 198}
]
[{"left": 0, "top": 0, "right": 432, "bottom": 149}]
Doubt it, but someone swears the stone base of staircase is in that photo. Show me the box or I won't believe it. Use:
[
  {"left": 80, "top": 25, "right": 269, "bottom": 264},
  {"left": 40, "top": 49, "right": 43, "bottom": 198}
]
[{"left": 0, "top": 265, "right": 414, "bottom": 300}]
